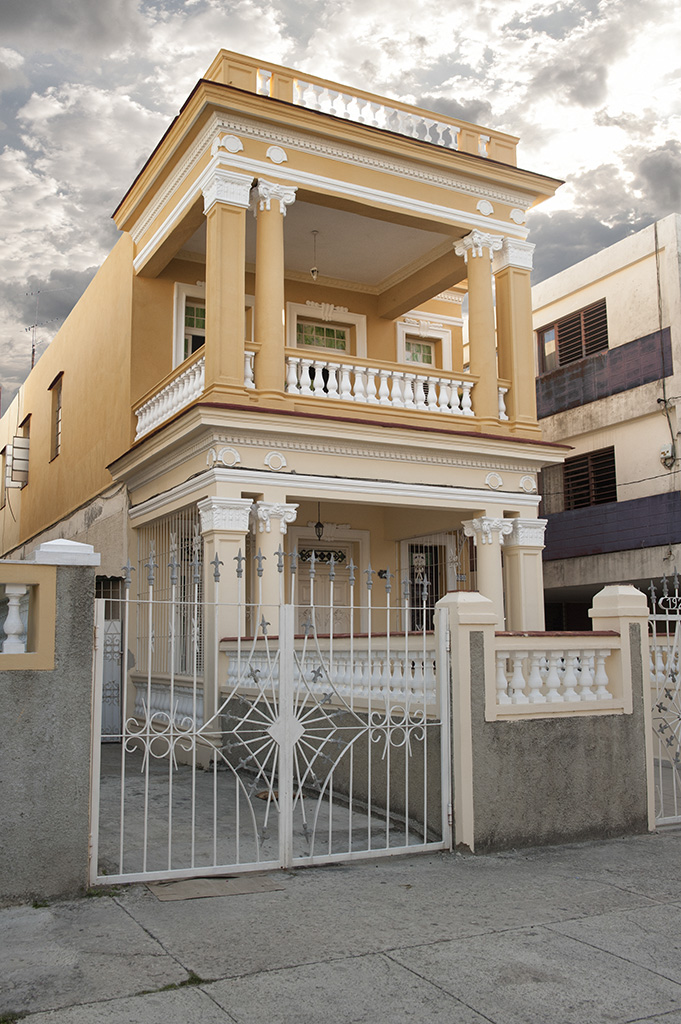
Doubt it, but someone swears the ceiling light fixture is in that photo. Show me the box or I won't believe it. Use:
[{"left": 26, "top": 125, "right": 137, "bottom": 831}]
[
  {"left": 314, "top": 501, "right": 324, "bottom": 541},
  {"left": 310, "top": 230, "right": 319, "bottom": 282}
]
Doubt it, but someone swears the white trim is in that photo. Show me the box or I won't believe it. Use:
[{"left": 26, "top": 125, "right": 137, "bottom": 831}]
[
  {"left": 133, "top": 146, "right": 528, "bottom": 274},
  {"left": 396, "top": 321, "right": 453, "bottom": 371},
  {"left": 286, "top": 302, "right": 367, "bottom": 356},
  {"left": 129, "top": 111, "right": 533, "bottom": 246},
  {"left": 173, "top": 282, "right": 205, "bottom": 367},
  {"left": 128, "top": 466, "right": 540, "bottom": 522}
]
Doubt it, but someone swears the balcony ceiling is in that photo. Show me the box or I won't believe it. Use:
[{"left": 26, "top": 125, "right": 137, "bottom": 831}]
[{"left": 180, "top": 200, "right": 456, "bottom": 289}]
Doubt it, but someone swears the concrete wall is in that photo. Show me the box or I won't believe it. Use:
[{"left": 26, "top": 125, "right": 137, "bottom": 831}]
[
  {"left": 468, "top": 623, "right": 649, "bottom": 851},
  {"left": 0, "top": 564, "right": 95, "bottom": 906}
]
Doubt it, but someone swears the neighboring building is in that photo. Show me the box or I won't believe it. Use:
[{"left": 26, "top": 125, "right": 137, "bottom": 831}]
[
  {"left": 0, "top": 49, "right": 564, "bottom": 632},
  {"left": 533, "top": 214, "right": 681, "bottom": 629}
]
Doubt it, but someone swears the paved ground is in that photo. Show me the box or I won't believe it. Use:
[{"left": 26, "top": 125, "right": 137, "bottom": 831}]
[{"left": 3, "top": 830, "right": 681, "bottom": 1023}]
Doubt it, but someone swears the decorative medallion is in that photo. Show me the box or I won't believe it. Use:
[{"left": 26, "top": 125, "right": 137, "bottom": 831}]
[
  {"left": 519, "top": 475, "right": 537, "bottom": 493},
  {"left": 510, "top": 208, "right": 526, "bottom": 224},
  {"left": 207, "top": 446, "right": 241, "bottom": 468},
  {"left": 266, "top": 145, "right": 288, "bottom": 164},
  {"left": 476, "top": 199, "right": 494, "bottom": 216},
  {"left": 211, "top": 134, "right": 244, "bottom": 155},
  {"left": 264, "top": 451, "right": 287, "bottom": 471},
  {"left": 485, "top": 471, "right": 503, "bottom": 490}
]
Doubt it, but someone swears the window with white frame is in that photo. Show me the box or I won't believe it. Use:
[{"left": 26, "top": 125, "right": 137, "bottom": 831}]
[
  {"left": 286, "top": 302, "right": 367, "bottom": 357},
  {"left": 396, "top": 318, "right": 454, "bottom": 371},
  {"left": 173, "top": 283, "right": 255, "bottom": 368}
]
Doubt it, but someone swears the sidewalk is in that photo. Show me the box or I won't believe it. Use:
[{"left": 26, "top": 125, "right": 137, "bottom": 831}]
[{"left": 3, "top": 830, "right": 681, "bottom": 1024}]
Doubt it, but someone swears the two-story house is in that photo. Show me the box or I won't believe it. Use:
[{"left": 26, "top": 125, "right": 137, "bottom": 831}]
[
  {"left": 0, "top": 49, "right": 565, "bottom": 641},
  {"left": 533, "top": 214, "right": 681, "bottom": 628}
]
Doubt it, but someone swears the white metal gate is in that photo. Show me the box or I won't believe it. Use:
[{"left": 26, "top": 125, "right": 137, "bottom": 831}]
[
  {"left": 649, "top": 570, "right": 681, "bottom": 825},
  {"left": 90, "top": 545, "right": 452, "bottom": 884}
]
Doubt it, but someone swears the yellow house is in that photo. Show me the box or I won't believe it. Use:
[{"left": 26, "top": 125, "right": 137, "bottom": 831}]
[{"left": 0, "top": 50, "right": 565, "bottom": 635}]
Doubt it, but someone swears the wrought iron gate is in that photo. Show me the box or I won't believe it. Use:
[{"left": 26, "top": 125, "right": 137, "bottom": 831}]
[
  {"left": 90, "top": 545, "right": 452, "bottom": 884},
  {"left": 649, "top": 570, "right": 681, "bottom": 825}
]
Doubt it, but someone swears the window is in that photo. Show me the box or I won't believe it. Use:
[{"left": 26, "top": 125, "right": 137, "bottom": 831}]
[
  {"left": 49, "top": 374, "right": 63, "bottom": 460},
  {"left": 538, "top": 298, "right": 608, "bottom": 372},
  {"left": 296, "top": 320, "right": 348, "bottom": 352},
  {"left": 404, "top": 339, "right": 434, "bottom": 365},
  {"left": 183, "top": 299, "right": 205, "bottom": 360},
  {"left": 8, "top": 416, "right": 30, "bottom": 488},
  {"left": 286, "top": 302, "right": 367, "bottom": 356},
  {"left": 563, "top": 447, "right": 616, "bottom": 510}
]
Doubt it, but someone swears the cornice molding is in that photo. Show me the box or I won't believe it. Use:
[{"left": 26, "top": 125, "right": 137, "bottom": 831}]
[{"left": 129, "top": 110, "right": 534, "bottom": 246}]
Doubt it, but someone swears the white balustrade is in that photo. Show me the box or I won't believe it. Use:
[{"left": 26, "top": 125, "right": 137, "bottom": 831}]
[
  {"left": 495, "top": 645, "right": 615, "bottom": 707},
  {"left": 133, "top": 680, "right": 204, "bottom": 727},
  {"left": 1, "top": 583, "right": 29, "bottom": 654},
  {"left": 291, "top": 77, "right": 465, "bottom": 153},
  {"left": 244, "top": 350, "right": 256, "bottom": 389},
  {"left": 135, "top": 356, "right": 205, "bottom": 440},
  {"left": 285, "top": 354, "right": 476, "bottom": 417},
  {"left": 498, "top": 386, "right": 509, "bottom": 420},
  {"left": 223, "top": 641, "right": 437, "bottom": 707}
]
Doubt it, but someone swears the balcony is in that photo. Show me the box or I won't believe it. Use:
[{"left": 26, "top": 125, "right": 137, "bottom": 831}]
[{"left": 133, "top": 343, "right": 512, "bottom": 439}]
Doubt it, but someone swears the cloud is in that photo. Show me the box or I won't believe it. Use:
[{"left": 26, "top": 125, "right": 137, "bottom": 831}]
[
  {"left": 528, "top": 208, "right": 642, "bottom": 282},
  {"left": 0, "top": 0, "right": 147, "bottom": 55},
  {"left": 633, "top": 139, "right": 681, "bottom": 211}
]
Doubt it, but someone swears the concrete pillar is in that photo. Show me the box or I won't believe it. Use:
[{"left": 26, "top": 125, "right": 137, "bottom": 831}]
[
  {"left": 202, "top": 169, "right": 253, "bottom": 391},
  {"left": 252, "top": 179, "right": 297, "bottom": 396},
  {"left": 462, "top": 516, "right": 513, "bottom": 627},
  {"left": 454, "top": 230, "right": 503, "bottom": 423},
  {"left": 502, "top": 518, "right": 547, "bottom": 631},
  {"left": 252, "top": 500, "right": 299, "bottom": 613},
  {"left": 436, "top": 590, "right": 498, "bottom": 851},
  {"left": 493, "top": 238, "right": 539, "bottom": 435},
  {"left": 198, "top": 496, "right": 253, "bottom": 750}
]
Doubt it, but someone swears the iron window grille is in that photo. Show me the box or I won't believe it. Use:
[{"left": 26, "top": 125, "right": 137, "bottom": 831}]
[
  {"left": 563, "top": 447, "right": 617, "bottom": 510},
  {"left": 538, "top": 298, "right": 608, "bottom": 372}
]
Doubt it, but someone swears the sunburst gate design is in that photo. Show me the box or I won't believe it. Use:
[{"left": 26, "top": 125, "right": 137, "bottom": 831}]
[
  {"left": 649, "top": 570, "right": 681, "bottom": 824},
  {"left": 95, "top": 538, "right": 450, "bottom": 883}
]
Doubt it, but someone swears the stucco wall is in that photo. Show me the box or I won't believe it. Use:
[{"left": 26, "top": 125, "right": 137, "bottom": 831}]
[
  {"left": 468, "top": 624, "right": 649, "bottom": 852},
  {"left": 0, "top": 565, "right": 95, "bottom": 906}
]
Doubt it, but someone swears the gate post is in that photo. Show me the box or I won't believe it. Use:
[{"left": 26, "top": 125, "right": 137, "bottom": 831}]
[{"left": 277, "top": 603, "right": 296, "bottom": 868}]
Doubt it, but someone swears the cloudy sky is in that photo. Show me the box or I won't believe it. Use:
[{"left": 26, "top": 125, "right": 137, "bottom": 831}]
[{"left": 1, "top": 0, "right": 680, "bottom": 412}]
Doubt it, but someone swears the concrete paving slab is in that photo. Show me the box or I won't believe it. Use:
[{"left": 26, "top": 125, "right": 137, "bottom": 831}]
[
  {"left": 549, "top": 902, "right": 681, "bottom": 985},
  {"left": 205, "top": 952, "right": 489, "bottom": 1024},
  {"left": 0, "top": 898, "right": 187, "bottom": 1017},
  {"left": 22, "top": 988, "right": 234, "bottom": 1024},
  {"left": 387, "top": 926, "right": 681, "bottom": 1024},
  {"left": 117, "top": 851, "right": 659, "bottom": 980}
]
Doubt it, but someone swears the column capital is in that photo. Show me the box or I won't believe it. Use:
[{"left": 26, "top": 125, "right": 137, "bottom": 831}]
[
  {"left": 502, "top": 518, "right": 547, "bottom": 548},
  {"left": 454, "top": 230, "right": 503, "bottom": 263},
  {"left": 252, "top": 179, "right": 297, "bottom": 216},
  {"left": 462, "top": 517, "right": 514, "bottom": 546},
  {"left": 198, "top": 496, "right": 253, "bottom": 533},
  {"left": 202, "top": 168, "right": 254, "bottom": 214},
  {"left": 492, "top": 237, "right": 535, "bottom": 274},
  {"left": 254, "top": 501, "right": 299, "bottom": 535}
]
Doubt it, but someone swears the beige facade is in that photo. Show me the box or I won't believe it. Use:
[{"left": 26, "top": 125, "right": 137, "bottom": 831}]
[
  {"left": 0, "top": 50, "right": 565, "bottom": 629},
  {"left": 533, "top": 214, "right": 681, "bottom": 626}
]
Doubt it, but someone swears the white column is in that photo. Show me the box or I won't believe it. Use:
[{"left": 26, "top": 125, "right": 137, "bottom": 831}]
[
  {"left": 462, "top": 516, "right": 513, "bottom": 627},
  {"left": 502, "top": 518, "right": 547, "bottom": 631}
]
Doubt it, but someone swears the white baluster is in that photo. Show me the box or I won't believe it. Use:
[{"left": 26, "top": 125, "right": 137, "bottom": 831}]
[
  {"left": 285, "top": 357, "right": 300, "bottom": 394},
  {"left": 3, "top": 583, "right": 28, "bottom": 653},
  {"left": 495, "top": 652, "right": 511, "bottom": 705},
  {"left": 449, "top": 381, "right": 463, "bottom": 415},
  {"left": 594, "top": 650, "right": 613, "bottom": 700},
  {"left": 545, "top": 651, "right": 564, "bottom": 702},
  {"left": 510, "top": 652, "right": 529, "bottom": 704},
  {"left": 402, "top": 372, "right": 416, "bottom": 409},
  {"left": 299, "top": 358, "right": 314, "bottom": 396},
  {"left": 414, "top": 375, "right": 427, "bottom": 410},
  {"left": 461, "top": 381, "right": 475, "bottom": 416},
  {"left": 437, "top": 378, "right": 452, "bottom": 413},
  {"left": 339, "top": 364, "right": 354, "bottom": 401},
  {"left": 578, "top": 654, "right": 596, "bottom": 701},
  {"left": 498, "top": 386, "right": 509, "bottom": 420},
  {"left": 423, "top": 376, "right": 438, "bottom": 411},
  {"left": 562, "top": 652, "right": 580, "bottom": 701},
  {"left": 527, "top": 652, "right": 545, "bottom": 703},
  {"left": 390, "top": 371, "right": 405, "bottom": 408},
  {"left": 366, "top": 368, "right": 378, "bottom": 404},
  {"left": 377, "top": 369, "right": 391, "bottom": 405},
  {"left": 326, "top": 361, "right": 339, "bottom": 399},
  {"left": 352, "top": 365, "right": 367, "bottom": 403},
  {"left": 244, "top": 350, "right": 255, "bottom": 389}
]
